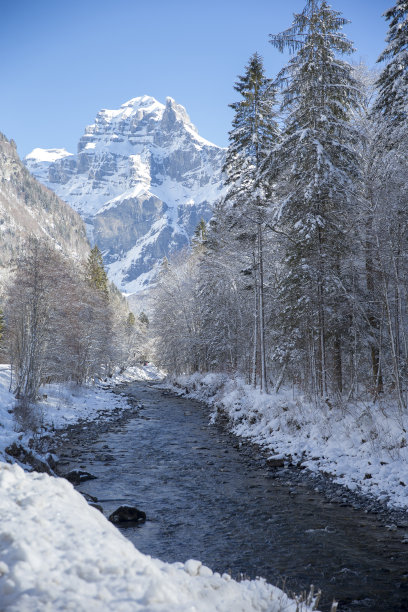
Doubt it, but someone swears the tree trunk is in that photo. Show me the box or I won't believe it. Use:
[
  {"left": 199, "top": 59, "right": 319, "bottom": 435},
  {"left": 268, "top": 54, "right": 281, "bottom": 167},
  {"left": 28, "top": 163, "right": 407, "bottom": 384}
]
[
  {"left": 366, "top": 216, "right": 383, "bottom": 394},
  {"left": 252, "top": 252, "right": 259, "bottom": 389},
  {"left": 258, "top": 223, "right": 268, "bottom": 393},
  {"left": 333, "top": 332, "right": 342, "bottom": 394}
]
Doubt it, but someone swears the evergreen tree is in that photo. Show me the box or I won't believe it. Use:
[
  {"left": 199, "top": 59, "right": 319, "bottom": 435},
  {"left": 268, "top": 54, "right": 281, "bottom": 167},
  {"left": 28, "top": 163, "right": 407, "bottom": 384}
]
[
  {"left": 270, "top": 0, "right": 361, "bottom": 395},
  {"left": 224, "top": 52, "right": 279, "bottom": 207},
  {"left": 138, "top": 312, "right": 149, "bottom": 327},
  {"left": 192, "top": 219, "right": 208, "bottom": 251},
  {"left": 222, "top": 52, "right": 280, "bottom": 392},
  {"left": 86, "top": 246, "right": 109, "bottom": 296},
  {"left": 374, "top": 1, "right": 408, "bottom": 131},
  {"left": 127, "top": 312, "right": 136, "bottom": 327}
]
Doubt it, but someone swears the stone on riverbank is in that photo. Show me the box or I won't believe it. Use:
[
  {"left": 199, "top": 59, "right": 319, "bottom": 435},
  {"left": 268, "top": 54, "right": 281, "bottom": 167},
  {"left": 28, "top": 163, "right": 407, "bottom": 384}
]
[
  {"left": 5, "top": 442, "right": 53, "bottom": 474},
  {"left": 267, "top": 456, "right": 285, "bottom": 468}
]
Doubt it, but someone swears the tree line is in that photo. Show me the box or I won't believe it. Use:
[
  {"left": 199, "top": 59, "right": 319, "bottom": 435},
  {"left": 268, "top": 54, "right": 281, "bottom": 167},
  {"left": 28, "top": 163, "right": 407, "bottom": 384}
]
[
  {"left": 1, "top": 238, "right": 146, "bottom": 405},
  {"left": 151, "top": 0, "right": 408, "bottom": 410}
]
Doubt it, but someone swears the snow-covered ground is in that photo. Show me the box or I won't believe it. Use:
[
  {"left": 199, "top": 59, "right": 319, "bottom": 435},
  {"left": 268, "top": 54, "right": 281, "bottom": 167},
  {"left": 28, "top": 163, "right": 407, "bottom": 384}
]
[
  {"left": 165, "top": 373, "right": 408, "bottom": 510},
  {"left": 112, "top": 363, "right": 165, "bottom": 384},
  {"left": 0, "top": 363, "right": 163, "bottom": 463},
  {"left": 0, "top": 364, "right": 128, "bottom": 464},
  {"left": 0, "top": 463, "right": 316, "bottom": 612},
  {"left": 0, "top": 364, "right": 316, "bottom": 612}
]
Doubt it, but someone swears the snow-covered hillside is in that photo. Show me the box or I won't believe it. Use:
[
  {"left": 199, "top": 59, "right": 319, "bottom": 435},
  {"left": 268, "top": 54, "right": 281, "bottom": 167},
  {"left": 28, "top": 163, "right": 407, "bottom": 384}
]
[
  {"left": 25, "top": 96, "right": 226, "bottom": 295},
  {"left": 0, "top": 133, "right": 89, "bottom": 284}
]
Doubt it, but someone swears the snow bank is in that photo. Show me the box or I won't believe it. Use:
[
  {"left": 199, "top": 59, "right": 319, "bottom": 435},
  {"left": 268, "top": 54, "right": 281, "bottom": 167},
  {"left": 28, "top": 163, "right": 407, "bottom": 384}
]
[
  {"left": 0, "top": 363, "right": 162, "bottom": 466},
  {"left": 0, "top": 463, "right": 310, "bottom": 612},
  {"left": 37, "top": 363, "right": 163, "bottom": 430},
  {"left": 167, "top": 373, "right": 408, "bottom": 510},
  {"left": 112, "top": 363, "right": 164, "bottom": 384}
]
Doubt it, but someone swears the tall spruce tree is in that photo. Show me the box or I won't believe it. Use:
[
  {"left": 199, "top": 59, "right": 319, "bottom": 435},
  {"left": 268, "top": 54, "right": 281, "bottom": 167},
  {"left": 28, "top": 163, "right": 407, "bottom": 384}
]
[
  {"left": 270, "top": 0, "right": 361, "bottom": 396},
  {"left": 192, "top": 219, "right": 208, "bottom": 252},
  {"left": 86, "top": 246, "right": 109, "bottom": 297},
  {"left": 368, "top": 1, "right": 408, "bottom": 408},
  {"left": 374, "top": 1, "right": 408, "bottom": 131},
  {"left": 222, "top": 52, "right": 279, "bottom": 392},
  {"left": 224, "top": 53, "right": 279, "bottom": 200}
]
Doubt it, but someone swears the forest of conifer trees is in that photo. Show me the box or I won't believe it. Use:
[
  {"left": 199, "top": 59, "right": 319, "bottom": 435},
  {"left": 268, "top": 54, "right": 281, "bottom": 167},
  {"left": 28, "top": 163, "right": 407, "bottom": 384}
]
[{"left": 151, "top": 0, "right": 408, "bottom": 410}]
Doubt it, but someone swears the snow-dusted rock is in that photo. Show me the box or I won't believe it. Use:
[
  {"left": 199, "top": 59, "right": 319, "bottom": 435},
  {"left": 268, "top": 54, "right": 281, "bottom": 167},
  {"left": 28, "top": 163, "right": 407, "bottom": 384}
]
[
  {"left": 64, "top": 469, "right": 97, "bottom": 485},
  {"left": 25, "top": 96, "right": 226, "bottom": 295},
  {"left": 24, "top": 147, "right": 73, "bottom": 184}
]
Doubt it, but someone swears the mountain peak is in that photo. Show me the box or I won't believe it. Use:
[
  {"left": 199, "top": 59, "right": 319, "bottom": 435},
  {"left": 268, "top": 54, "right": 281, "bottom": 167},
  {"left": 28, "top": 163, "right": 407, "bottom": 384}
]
[
  {"left": 24, "top": 95, "right": 226, "bottom": 295},
  {"left": 122, "top": 95, "right": 164, "bottom": 110},
  {"left": 164, "top": 97, "right": 197, "bottom": 133}
]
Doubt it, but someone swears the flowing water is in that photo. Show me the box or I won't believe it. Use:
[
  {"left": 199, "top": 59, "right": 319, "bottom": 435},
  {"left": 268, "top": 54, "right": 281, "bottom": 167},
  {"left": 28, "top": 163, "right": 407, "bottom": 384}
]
[{"left": 57, "top": 382, "right": 408, "bottom": 611}]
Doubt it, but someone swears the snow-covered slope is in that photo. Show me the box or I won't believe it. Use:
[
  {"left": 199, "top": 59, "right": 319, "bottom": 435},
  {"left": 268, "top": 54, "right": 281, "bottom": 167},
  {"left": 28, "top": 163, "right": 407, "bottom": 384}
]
[
  {"left": 0, "top": 133, "right": 89, "bottom": 285},
  {"left": 24, "top": 147, "right": 73, "bottom": 185},
  {"left": 25, "top": 96, "right": 226, "bottom": 294},
  {"left": 0, "top": 463, "right": 310, "bottom": 612}
]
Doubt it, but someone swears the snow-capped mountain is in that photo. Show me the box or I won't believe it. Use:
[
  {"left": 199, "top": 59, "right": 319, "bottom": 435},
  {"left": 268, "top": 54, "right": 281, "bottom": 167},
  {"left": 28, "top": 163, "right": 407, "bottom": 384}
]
[{"left": 25, "top": 96, "right": 226, "bottom": 294}]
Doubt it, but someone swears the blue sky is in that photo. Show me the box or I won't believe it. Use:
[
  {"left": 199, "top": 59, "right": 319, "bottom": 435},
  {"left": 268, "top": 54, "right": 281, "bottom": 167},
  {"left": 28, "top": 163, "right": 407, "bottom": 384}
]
[{"left": 1, "top": 0, "right": 390, "bottom": 157}]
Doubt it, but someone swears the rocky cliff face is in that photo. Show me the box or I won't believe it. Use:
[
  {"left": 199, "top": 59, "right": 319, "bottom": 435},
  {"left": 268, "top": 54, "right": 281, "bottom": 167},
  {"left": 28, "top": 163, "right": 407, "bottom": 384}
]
[
  {"left": 25, "top": 96, "right": 226, "bottom": 294},
  {"left": 0, "top": 133, "right": 89, "bottom": 285}
]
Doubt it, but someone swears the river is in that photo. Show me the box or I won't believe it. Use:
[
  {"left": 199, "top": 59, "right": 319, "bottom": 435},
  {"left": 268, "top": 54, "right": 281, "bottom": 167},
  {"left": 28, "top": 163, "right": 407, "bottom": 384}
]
[{"left": 56, "top": 381, "right": 408, "bottom": 611}]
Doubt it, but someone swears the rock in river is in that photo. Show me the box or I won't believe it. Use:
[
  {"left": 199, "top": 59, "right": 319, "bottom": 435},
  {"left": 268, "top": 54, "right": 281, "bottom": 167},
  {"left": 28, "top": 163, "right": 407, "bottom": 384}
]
[
  {"left": 108, "top": 505, "right": 146, "bottom": 525},
  {"left": 64, "top": 470, "right": 97, "bottom": 485}
]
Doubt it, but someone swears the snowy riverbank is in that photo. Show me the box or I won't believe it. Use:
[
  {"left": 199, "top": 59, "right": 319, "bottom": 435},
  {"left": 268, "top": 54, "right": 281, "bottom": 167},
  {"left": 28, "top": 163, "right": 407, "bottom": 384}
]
[
  {"left": 0, "top": 365, "right": 317, "bottom": 612},
  {"left": 165, "top": 373, "right": 408, "bottom": 511},
  {"left": 0, "top": 365, "right": 125, "bottom": 466},
  {"left": 0, "top": 363, "right": 164, "bottom": 466},
  {"left": 0, "top": 463, "right": 316, "bottom": 612}
]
